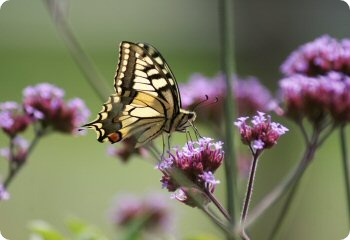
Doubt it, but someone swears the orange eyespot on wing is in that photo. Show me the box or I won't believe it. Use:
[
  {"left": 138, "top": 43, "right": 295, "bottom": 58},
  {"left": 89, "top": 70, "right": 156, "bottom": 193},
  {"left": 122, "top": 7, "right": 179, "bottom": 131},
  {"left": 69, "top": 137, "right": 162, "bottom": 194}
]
[{"left": 108, "top": 132, "right": 122, "bottom": 143}]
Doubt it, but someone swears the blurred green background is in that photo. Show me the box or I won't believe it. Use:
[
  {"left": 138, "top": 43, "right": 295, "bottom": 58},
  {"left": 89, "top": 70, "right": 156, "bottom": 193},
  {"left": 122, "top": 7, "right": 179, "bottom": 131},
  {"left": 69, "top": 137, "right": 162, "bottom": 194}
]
[{"left": 0, "top": 0, "right": 349, "bottom": 239}]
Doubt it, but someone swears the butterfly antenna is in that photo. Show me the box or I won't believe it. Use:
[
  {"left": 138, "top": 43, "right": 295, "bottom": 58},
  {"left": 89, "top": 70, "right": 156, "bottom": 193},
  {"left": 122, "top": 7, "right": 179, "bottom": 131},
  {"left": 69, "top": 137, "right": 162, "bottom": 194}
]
[
  {"left": 191, "top": 95, "right": 209, "bottom": 111},
  {"left": 191, "top": 96, "right": 220, "bottom": 112},
  {"left": 207, "top": 97, "right": 219, "bottom": 107}
]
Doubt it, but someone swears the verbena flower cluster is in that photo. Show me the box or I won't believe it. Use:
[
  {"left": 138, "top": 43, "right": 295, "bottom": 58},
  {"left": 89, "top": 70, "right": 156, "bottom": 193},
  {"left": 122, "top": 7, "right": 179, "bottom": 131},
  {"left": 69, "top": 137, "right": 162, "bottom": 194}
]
[
  {"left": 158, "top": 137, "right": 224, "bottom": 207},
  {"left": 279, "top": 35, "right": 350, "bottom": 124},
  {"left": 0, "top": 83, "right": 90, "bottom": 200},
  {"left": 23, "top": 83, "right": 90, "bottom": 134},
  {"left": 180, "top": 74, "right": 276, "bottom": 118},
  {"left": 234, "top": 112, "right": 288, "bottom": 152},
  {"left": 280, "top": 72, "right": 350, "bottom": 123},
  {"left": 0, "top": 102, "right": 31, "bottom": 137},
  {"left": 281, "top": 35, "right": 350, "bottom": 76}
]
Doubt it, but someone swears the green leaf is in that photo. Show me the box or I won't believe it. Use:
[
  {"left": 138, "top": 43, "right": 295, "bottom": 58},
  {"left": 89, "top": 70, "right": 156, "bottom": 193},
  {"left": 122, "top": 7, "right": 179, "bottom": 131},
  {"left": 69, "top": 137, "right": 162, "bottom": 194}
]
[
  {"left": 65, "top": 218, "right": 88, "bottom": 235},
  {"left": 28, "top": 220, "right": 67, "bottom": 240},
  {"left": 185, "top": 235, "right": 221, "bottom": 240},
  {"left": 65, "top": 218, "right": 108, "bottom": 240}
]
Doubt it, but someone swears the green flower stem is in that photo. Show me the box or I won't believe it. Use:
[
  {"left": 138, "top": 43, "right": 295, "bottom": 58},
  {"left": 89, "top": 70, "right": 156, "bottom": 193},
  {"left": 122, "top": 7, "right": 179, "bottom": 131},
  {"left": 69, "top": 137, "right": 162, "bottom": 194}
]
[
  {"left": 340, "top": 125, "right": 350, "bottom": 224},
  {"left": 205, "top": 188, "right": 232, "bottom": 221},
  {"left": 218, "top": 0, "right": 238, "bottom": 227},
  {"left": 4, "top": 128, "right": 45, "bottom": 189},
  {"left": 200, "top": 205, "right": 235, "bottom": 237},
  {"left": 240, "top": 151, "right": 261, "bottom": 240},
  {"left": 44, "top": 0, "right": 110, "bottom": 102},
  {"left": 268, "top": 177, "right": 301, "bottom": 240},
  {"left": 243, "top": 136, "right": 319, "bottom": 228}
]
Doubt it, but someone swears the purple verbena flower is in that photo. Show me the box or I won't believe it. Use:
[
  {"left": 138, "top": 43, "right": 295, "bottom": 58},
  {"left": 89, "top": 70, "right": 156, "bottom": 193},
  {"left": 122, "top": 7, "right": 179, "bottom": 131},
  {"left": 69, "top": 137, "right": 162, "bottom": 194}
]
[
  {"left": 252, "top": 139, "right": 265, "bottom": 150},
  {"left": 234, "top": 112, "right": 288, "bottom": 152},
  {"left": 281, "top": 35, "right": 350, "bottom": 76},
  {"left": 199, "top": 171, "right": 220, "bottom": 192},
  {"left": 66, "top": 98, "right": 91, "bottom": 135},
  {"left": 158, "top": 137, "right": 224, "bottom": 206},
  {"left": 23, "top": 83, "right": 90, "bottom": 134},
  {"left": 279, "top": 72, "right": 350, "bottom": 124},
  {"left": 0, "top": 101, "right": 31, "bottom": 137}
]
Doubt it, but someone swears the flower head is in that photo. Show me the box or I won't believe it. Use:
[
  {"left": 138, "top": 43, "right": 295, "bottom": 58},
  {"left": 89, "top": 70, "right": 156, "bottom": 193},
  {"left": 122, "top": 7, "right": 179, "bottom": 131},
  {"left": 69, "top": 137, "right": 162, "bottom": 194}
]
[
  {"left": 281, "top": 35, "right": 350, "bottom": 76},
  {"left": 110, "top": 194, "right": 172, "bottom": 233},
  {"left": 0, "top": 101, "right": 31, "bottom": 137},
  {"left": 158, "top": 137, "right": 224, "bottom": 206},
  {"left": 279, "top": 72, "right": 350, "bottom": 124},
  {"left": 23, "top": 83, "right": 90, "bottom": 134},
  {"left": 234, "top": 112, "right": 288, "bottom": 152}
]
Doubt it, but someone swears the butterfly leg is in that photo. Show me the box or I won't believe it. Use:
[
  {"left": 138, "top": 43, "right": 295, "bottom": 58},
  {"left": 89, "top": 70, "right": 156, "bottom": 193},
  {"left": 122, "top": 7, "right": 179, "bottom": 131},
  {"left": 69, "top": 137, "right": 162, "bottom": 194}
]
[
  {"left": 167, "top": 134, "right": 171, "bottom": 151},
  {"left": 161, "top": 133, "right": 166, "bottom": 160},
  {"left": 186, "top": 129, "right": 193, "bottom": 143},
  {"left": 190, "top": 122, "right": 202, "bottom": 140}
]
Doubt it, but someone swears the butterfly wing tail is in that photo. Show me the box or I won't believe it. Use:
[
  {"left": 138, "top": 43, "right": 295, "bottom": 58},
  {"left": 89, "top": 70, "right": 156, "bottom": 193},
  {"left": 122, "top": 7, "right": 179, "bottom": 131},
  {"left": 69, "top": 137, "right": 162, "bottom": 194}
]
[{"left": 82, "top": 94, "right": 125, "bottom": 143}]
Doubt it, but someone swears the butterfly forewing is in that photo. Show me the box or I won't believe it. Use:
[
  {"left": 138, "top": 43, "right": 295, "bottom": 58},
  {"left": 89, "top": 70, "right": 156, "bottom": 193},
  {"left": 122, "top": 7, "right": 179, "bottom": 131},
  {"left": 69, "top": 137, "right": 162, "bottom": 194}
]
[{"left": 84, "top": 41, "right": 194, "bottom": 148}]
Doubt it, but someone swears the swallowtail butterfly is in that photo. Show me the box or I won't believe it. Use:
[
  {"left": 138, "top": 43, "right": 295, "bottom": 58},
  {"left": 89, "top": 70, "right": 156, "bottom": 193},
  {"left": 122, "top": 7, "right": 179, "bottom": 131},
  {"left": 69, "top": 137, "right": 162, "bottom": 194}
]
[{"left": 83, "top": 41, "right": 196, "bottom": 148}]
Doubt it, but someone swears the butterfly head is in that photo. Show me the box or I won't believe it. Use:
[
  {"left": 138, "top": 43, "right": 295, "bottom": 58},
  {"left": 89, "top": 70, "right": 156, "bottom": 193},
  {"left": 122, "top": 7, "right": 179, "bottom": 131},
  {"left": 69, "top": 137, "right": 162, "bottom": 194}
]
[{"left": 175, "top": 110, "right": 197, "bottom": 132}]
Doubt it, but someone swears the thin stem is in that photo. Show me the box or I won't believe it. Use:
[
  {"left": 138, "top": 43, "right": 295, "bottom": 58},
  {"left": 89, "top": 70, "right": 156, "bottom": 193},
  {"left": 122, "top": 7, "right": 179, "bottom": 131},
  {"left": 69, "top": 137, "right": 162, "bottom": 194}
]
[
  {"left": 240, "top": 152, "right": 260, "bottom": 240},
  {"left": 44, "top": 0, "right": 110, "bottom": 102},
  {"left": 205, "top": 189, "right": 232, "bottom": 221},
  {"left": 3, "top": 129, "right": 45, "bottom": 189},
  {"left": 268, "top": 177, "right": 301, "bottom": 240},
  {"left": 340, "top": 125, "right": 350, "bottom": 225},
  {"left": 317, "top": 124, "right": 336, "bottom": 148},
  {"left": 200, "top": 205, "right": 234, "bottom": 237},
  {"left": 218, "top": 0, "right": 238, "bottom": 226},
  {"left": 265, "top": 124, "right": 335, "bottom": 239},
  {"left": 244, "top": 136, "right": 319, "bottom": 228},
  {"left": 296, "top": 120, "right": 310, "bottom": 145},
  {"left": 8, "top": 136, "right": 15, "bottom": 172}
]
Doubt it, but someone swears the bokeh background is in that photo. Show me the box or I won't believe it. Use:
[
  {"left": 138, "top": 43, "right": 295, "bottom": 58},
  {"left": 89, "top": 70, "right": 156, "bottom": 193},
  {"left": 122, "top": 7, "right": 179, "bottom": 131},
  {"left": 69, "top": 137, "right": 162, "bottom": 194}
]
[{"left": 0, "top": 0, "right": 349, "bottom": 239}]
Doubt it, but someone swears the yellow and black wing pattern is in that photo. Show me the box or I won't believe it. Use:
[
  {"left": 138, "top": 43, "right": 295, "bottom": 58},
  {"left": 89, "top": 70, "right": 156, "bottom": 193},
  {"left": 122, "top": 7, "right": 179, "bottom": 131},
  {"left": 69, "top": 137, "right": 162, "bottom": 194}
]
[{"left": 83, "top": 41, "right": 182, "bottom": 148}]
